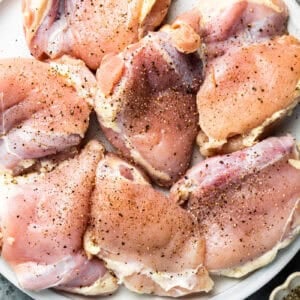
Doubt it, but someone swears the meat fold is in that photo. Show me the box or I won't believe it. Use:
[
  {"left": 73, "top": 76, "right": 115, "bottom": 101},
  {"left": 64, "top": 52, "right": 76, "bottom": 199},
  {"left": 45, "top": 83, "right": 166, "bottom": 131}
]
[{"left": 171, "top": 136, "right": 300, "bottom": 277}]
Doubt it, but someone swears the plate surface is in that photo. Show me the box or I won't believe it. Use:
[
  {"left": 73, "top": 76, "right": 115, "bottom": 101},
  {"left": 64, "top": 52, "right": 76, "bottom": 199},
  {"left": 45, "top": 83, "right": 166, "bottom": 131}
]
[{"left": 0, "top": 0, "right": 299, "bottom": 299}]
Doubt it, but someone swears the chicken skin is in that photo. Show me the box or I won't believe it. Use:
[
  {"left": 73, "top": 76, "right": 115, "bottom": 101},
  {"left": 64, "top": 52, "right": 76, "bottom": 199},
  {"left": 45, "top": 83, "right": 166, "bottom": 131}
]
[
  {"left": 197, "top": 35, "right": 300, "bottom": 156},
  {"left": 95, "top": 16, "right": 203, "bottom": 187},
  {"left": 22, "top": 0, "right": 171, "bottom": 70},
  {"left": 0, "top": 141, "right": 118, "bottom": 295},
  {"left": 0, "top": 57, "right": 95, "bottom": 174},
  {"left": 84, "top": 154, "right": 213, "bottom": 297},
  {"left": 171, "top": 136, "right": 300, "bottom": 277}
]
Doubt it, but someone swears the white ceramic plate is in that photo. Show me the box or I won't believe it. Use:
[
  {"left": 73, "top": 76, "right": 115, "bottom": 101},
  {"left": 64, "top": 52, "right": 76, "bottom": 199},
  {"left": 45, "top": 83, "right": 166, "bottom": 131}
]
[{"left": 0, "top": 0, "right": 299, "bottom": 299}]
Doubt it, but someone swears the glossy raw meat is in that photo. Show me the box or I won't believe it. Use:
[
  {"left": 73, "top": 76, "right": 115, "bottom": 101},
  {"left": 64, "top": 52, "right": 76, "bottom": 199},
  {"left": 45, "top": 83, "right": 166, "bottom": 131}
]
[
  {"left": 95, "top": 19, "right": 203, "bottom": 186},
  {"left": 197, "top": 35, "right": 300, "bottom": 156},
  {"left": 84, "top": 154, "right": 213, "bottom": 297},
  {"left": 198, "top": 0, "right": 288, "bottom": 60},
  {"left": 0, "top": 141, "right": 118, "bottom": 295},
  {"left": 171, "top": 136, "right": 300, "bottom": 277},
  {"left": 0, "top": 57, "right": 95, "bottom": 174},
  {"left": 22, "top": 0, "right": 171, "bottom": 69}
]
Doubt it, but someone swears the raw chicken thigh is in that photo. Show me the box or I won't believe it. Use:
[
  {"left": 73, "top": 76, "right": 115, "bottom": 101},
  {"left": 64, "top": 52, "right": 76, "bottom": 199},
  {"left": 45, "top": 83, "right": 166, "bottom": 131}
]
[
  {"left": 197, "top": 35, "right": 300, "bottom": 156},
  {"left": 171, "top": 136, "right": 300, "bottom": 277},
  {"left": 84, "top": 154, "right": 213, "bottom": 297},
  {"left": 193, "top": 0, "right": 300, "bottom": 156},
  {"left": 22, "top": 0, "right": 171, "bottom": 69},
  {"left": 95, "top": 16, "right": 203, "bottom": 186},
  {"left": 0, "top": 57, "right": 95, "bottom": 174},
  {"left": 0, "top": 141, "right": 118, "bottom": 295},
  {"left": 198, "top": 0, "right": 288, "bottom": 60}
]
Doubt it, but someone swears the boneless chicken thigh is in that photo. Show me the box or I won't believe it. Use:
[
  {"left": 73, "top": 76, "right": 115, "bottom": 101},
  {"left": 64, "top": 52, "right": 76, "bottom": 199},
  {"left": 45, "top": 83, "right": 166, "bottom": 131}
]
[
  {"left": 197, "top": 35, "right": 300, "bottom": 156},
  {"left": 0, "top": 141, "right": 118, "bottom": 295},
  {"left": 0, "top": 57, "right": 95, "bottom": 174},
  {"left": 95, "top": 16, "right": 203, "bottom": 186},
  {"left": 22, "top": 0, "right": 171, "bottom": 69},
  {"left": 84, "top": 154, "right": 213, "bottom": 297},
  {"left": 192, "top": 0, "right": 300, "bottom": 156},
  {"left": 171, "top": 136, "right": 300, "bottom": 277}
]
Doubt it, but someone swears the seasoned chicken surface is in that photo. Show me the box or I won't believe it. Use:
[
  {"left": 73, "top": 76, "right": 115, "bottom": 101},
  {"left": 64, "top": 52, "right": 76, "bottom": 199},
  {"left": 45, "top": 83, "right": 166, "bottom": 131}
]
[
  {"left": 22, "top": 0, "right": 171, "bottom": 69},
  {"left": 198, "top": 0, "right": 288, "bottom": 60},
  {"left": 84, "top": 154, "right": 213, "bottom": 297},
  {"left": 197, "top": 35, "right": 300, "bottom": 156},
  {"left": 95, "top": 17, "right": 203, "bottom": 187},
  {"left": 0, "top": 141, "right": 118, "bottom": 295},
  {"left": 192, "top": 0, "right": 300, "bottom": 156},
  {"left": 171, "top": 136, "right": 300, "bottom": 277},
  {"left": 0, "top": 57, "right": 95, "bottom": 174}
]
